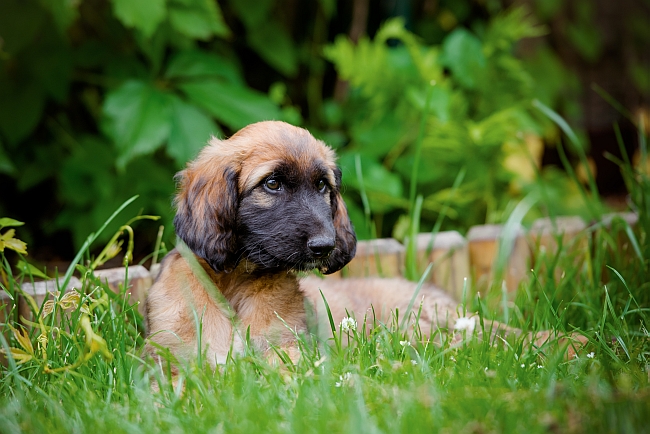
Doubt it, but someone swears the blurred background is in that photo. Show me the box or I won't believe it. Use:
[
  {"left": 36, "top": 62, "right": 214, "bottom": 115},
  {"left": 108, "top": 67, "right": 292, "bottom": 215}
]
[{"left": 0, "top": 0, "right": 648, "bottom": 269}]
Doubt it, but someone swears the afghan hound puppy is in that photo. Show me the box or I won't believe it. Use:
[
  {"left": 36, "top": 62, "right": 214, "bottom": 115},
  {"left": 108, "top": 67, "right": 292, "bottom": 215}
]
[{"left": 145, "top": 121, "right": 584, "bottom": 367}]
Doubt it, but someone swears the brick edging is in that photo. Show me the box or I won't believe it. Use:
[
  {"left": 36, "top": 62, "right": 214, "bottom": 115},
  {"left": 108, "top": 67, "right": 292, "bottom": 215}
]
[{"left": 1, "top": 212, "right": 639, "bottom": 328}]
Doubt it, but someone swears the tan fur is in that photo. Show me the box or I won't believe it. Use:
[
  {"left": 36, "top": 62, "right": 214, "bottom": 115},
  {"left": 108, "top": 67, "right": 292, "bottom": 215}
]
[
  {"left": 301, "top": 276, "right": 459, "bottom": 334},
  {"left": 146, "top": 250, "right": 307, "bottom": 366}
]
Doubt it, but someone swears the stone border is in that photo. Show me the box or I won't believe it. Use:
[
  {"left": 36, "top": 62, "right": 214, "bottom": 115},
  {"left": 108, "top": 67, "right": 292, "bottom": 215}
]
[{"left": 0, "top": 212, "right": 639, "bottom": 331}]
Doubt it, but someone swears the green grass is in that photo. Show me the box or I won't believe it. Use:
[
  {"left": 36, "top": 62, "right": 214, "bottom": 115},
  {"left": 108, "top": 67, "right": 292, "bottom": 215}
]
[{"left": 1, "top": 124, "right": 649, "bottom": 433}]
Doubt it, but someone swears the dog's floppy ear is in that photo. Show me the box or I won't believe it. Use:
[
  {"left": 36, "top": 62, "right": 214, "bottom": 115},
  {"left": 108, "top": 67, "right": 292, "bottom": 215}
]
[
  {"left": 324, "top": 167, "right": 357, "bottom": 274},
  {"left": 173, "top": 163, "right": 240, "bottom": 273}
]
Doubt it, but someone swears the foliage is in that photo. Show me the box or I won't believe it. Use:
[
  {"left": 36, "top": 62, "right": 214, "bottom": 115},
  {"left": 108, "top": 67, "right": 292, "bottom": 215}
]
[
  {"left": 0, "top": 0, "right": 644, "bottom": 259},
  {"left": 0, "top": 0, "right": 303, "bottom": 250},
  {"left": 324, "top": 9, "right": 593, "bottom": 240}
]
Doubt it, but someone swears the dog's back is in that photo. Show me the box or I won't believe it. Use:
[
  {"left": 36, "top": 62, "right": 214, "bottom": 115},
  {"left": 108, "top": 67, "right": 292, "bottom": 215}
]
[{"left": 300, "top": 276, "right": 459, "bottom": 337}]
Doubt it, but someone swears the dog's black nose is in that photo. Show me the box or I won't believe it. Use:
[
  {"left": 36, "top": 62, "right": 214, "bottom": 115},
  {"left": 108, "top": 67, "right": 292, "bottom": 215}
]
[{"left": 308, "top": 237, "right": 335, "bottom": 259}]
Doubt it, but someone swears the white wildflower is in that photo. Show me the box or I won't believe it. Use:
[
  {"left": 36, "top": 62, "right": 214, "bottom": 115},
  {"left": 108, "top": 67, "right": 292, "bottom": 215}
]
[
  {"left": 521, "top": 364, "right": 525, "bottom": 368},
  {"left": 335, "top": 372, "right": 352, "bottom": 387},
  {"left": 537, "top": 365, "right": 543, "bottom": 369},
  {"left": 586, "top": 352, "right": 595, "bottom": 359},
  {"left": 340, "top": 317, "right": 357, "bottom": 332},
  {"left": 454, "top": 316, "right": 476, "bottom": 334},
  {"left": 411, "top": 360, "right": 418, "bottom": 366},
  {"left": 399, "top": 340, "right": 411, "bottom": 347}
]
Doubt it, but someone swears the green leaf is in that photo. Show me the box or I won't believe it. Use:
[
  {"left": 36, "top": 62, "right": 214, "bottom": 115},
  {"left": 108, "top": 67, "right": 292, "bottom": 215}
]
[
  {"left": 338, "top": 153, "right": 404, "bottom": 213},
  {"left": 0, "top": 141, "right": 16, "bottom": 175},
  {"left": 167, "top": 97, "right": 220, "bottom": 166},
  {"left": 350, "top": 116, "right": 408, "bottom": 158},
  {"left": 165, "top": 50, "right": 243, "bottom": 85},
  {"left": 103, "top": 80, "right": 173, "bottom": 168},
  {"left": 0, "top": 218, "right": 24, "bottom": 229},
  {"left": 24, "top": 33, "right": 73, "bottom": 102},
  {"left": 16, "top": 260, "right": 50, "bottom": 279},
  {"left": 566, "top": 23, "right": 602, "bottom": 62},
  {"left": 247, "top": 21, "right": 298, "bottom": 77},
  {"left": 179, "top": 79, "right": 281, "bottom": 130},
  {"left": 534, "top": 0, "right": 562, "bottom": 20},
  {"left": 440, "top": 28, "right": 486, "bottom": 89},
  {"left": 168, "top": 0, "right": 229, "bottom": 40},
  {"left": 0, "top": 75, "right": 46, "bottom": 145},
  {"left": 59, "top": 137, "right": 115, "bottom": 208},
  {"left": 38, "top": 0, "right": 79, "bottom": 33},
  {"left": 630, "top": 62, "right": 650, "bottom": 94},
  {"left": 0, "top": 0, "right": 46, "bottom": 54},
  {"left": 407, "top": 84, "right": 451, "bottom": 123},
  {"left": 319, "top": 0, "right": 336, "bottom": 18},
  {"left": 229, "top": 0, "right": 273, "bottom": 28},
  {"left": 112, "top": 0, "right": 166, "bottom": 38},
  {"left": 565, "top": 2, "right": 602, "bottom": 63}
]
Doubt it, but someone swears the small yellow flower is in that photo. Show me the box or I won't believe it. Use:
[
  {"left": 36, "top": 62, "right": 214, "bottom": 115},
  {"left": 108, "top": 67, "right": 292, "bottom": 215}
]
[
  {"left": 0, "top": 229, "right": 27, "bottom": 254},
  {"left": 0, "top": 325, "right": 35, "bottom": 364}
]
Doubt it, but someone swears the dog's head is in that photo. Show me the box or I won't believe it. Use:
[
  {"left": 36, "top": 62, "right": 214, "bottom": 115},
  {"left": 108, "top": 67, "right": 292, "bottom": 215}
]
[{"left": 173, "top": 121, "right": 357, "bottom": 275}]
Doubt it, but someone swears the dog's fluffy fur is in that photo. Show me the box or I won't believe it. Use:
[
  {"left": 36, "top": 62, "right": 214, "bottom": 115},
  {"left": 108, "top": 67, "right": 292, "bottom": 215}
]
[{"left": 146, "top": 121, "right": 581, "bottom": 366}]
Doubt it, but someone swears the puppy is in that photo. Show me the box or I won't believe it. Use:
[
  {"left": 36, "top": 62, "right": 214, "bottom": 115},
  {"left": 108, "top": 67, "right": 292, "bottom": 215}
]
[{"left": 145, "top": 121, "right": 583, "bottom": 367}]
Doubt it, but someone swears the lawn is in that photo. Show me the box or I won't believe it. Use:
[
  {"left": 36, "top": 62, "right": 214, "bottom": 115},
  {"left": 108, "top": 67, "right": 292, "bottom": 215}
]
[{"left": 0, "top": 200, "right": 648, "bottom": 433}]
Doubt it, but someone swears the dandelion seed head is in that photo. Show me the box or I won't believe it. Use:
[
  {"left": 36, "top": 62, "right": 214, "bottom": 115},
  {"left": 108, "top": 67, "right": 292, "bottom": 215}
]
[{"left": 454, "top": 316, "right": 476, "bottom": 334}]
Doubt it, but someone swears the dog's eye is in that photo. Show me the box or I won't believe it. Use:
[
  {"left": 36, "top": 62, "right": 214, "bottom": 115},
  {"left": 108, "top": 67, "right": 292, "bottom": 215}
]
[
  {"left": 265, "top": 177, "right": 282, "bottom": 191},
  {"left": 317, "top": 179, "right": 327, "bottom": 193}
]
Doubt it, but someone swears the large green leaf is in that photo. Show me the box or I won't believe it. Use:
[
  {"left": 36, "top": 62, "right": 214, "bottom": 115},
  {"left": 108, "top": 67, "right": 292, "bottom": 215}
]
[
  {"left": 350, "top": 116, "right": 408, "bottom": 158},
  {"left": 179, "top": 79, "right": 281, "bottom": 130},
  {"left": 38, "top": 0, "right": 79, "bottom": 33},
  {"left": 168, "top": 0, "right": 229, "bottom": 40},
  {"left": 440, "top": 28, "right": 486, "bottom": 89},
  {"left": 165, "top": 50, "right": 243, "bottom": 85},
  {"left": 59, "top": 137, "right": 115, "bottom": 207},
  {"left": 338, "top": 153, "right": 405, "bottom": 213},
  {"left": 247, "top": 21, "right": 298, "bottom": 77},
  {"left": 103, "top": 80, "right": 173, "bottom": 168},
  {"left": 0, "top": 0, "right": 46, "bottom": 54},
  {"left": 24, "top": 32, "right": 73, "bottom": 102},
  {"left": 112, "top": 0, "right": 166, "bottom": 38},
  {"left": 407, "top": 84, "right": 451, "bottom": 123},
  {"left": 167, "top": 97, "right": 221, "bottom": 166},
  {"left": 229, "top": 0, "right": 273, "bottom": 28},
  {"left": 0, "top": 75, "right": 46, "bottom": 145}
]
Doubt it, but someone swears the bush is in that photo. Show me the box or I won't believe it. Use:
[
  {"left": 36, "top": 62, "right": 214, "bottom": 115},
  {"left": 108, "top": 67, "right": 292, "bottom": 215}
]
[{"left": 324, "top": 9, "right": 590, "bottom": 240}]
